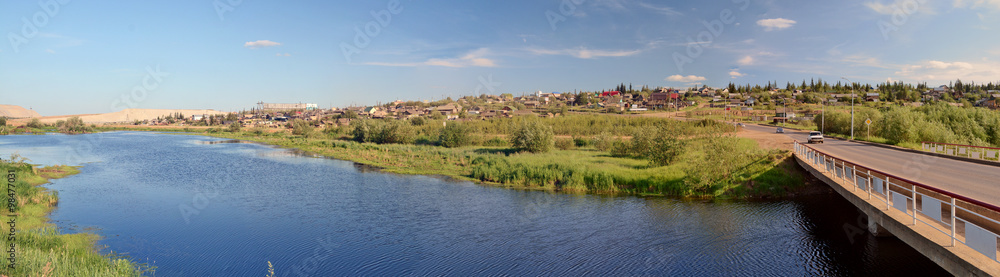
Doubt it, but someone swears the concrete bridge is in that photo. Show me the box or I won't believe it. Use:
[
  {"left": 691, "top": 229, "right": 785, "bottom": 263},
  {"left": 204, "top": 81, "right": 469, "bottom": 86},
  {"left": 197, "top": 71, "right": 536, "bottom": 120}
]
[{"left": 745, "top": 123, "right": 1000, "bottom": 276}]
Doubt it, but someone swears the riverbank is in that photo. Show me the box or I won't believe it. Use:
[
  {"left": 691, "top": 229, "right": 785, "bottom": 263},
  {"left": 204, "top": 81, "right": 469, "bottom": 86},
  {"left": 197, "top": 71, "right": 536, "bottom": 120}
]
[
  {"left": 197, "top": 130, "right": 808, "bottom": 199},
  {"left": 0, "top": 156, "right": 151, "bottom": 276}
]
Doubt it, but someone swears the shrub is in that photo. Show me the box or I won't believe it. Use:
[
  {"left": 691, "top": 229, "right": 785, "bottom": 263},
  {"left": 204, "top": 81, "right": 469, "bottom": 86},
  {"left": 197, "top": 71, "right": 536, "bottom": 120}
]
[
  {"left": 438, "top": 122, "right": 474, "bottom": 148},
  {"left": 573, "top": 136, "right": 590, "bottom": 147},
  {"left": 351, "top": 119, "right": 413, "bottom": 144},
  {"left": 592, "top": 132, "right": 614, "bottom": 151},
  {"left": 290, "top": 119, "right": 314, "bottom": 136},
  {"left": 227, "top": 121, "right": 242, "bottom": 133},
  {"left": 0, "top": 117, "right": 5, "bottom": 126},
  {"left": 410, "top": 117, "right": 426, "bottom": 126},
  {"left": 248, "top": 126, "right": 266, "bottom": 135},
  {"left": 57, "top": 117, "right": 92, "bottom": 134},
  {"left": 554, "top": 138, "right": 576, "bottom": 150},
  {"left": 482, "top": 137, "right": 509, "bottom": 147},
  {"left": 510, "top": 120, "right": 554, "bottom": 153},
  {"left": 26, "top": 118, "right": 43, "bottom": 129}
]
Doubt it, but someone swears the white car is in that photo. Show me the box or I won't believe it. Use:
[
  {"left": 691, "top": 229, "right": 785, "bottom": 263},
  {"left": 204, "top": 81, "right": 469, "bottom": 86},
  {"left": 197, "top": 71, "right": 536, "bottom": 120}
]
[{"left": 808, "top": 131, "right": 824, "bottom": 144}]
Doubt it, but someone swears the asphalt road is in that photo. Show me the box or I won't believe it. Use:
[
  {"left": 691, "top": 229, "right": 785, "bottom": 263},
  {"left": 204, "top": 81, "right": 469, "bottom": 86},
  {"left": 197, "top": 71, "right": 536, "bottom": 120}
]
[{"left": 744, "top": 124, "right": 1000, "bottom": 207}]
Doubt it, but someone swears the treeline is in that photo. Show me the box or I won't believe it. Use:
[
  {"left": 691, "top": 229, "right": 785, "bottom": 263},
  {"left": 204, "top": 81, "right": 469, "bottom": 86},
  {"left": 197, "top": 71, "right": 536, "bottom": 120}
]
[{"left": 815, "top": 103, "right": 1000, "bottom": 147}]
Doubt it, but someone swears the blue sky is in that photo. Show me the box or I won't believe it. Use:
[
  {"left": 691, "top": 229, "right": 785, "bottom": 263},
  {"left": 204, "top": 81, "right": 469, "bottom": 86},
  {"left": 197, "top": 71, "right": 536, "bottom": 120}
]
[{"left": 2, "top": 0, "right": 1000, "bottom": 115}]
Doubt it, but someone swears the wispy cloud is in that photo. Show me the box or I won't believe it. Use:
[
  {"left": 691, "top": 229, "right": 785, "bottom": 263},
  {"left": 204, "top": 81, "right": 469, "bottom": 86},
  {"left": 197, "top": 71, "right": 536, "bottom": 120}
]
[
  {"left": 276, "top": 53, "right": 291, "bottom": 57},
  {"left": 364, "top": 48, "right": 497, "bottom": 68},
  {"left": 757, "top": 18, "right": 796, "bottom": 31},
  {"left": 738, "top": 56, "right": 754, "bottom": 65},
  {"left": 665, "top": 75, "right": 706, "bottom": 82},
  {"left": 528, "top": 47, "right": 642, "bottom": 59},
  {"left": 45, "top": 49, "right": 56, "bottom": 54},
  {"left": 954, "top": 0, "right": 1000, "bottom": 10},
  {"left": 637, "top": 2, "right": 682, "bottom": 16},
  {"left": 729, "top": 69, "right": 745, "bottom": 78},
  {"left": 866, "top": 0, "right": 937, "bottom": 15},
  {"left": 895, "top": 60, "right": 1000, "bottom": 84},
  {"left": 244, "top": 40, "right": 282, "bottom": 49}
]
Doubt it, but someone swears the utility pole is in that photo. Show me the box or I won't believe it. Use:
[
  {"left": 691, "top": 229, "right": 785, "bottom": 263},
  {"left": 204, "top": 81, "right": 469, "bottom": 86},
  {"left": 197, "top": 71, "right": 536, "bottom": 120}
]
[{"left": 842, "top": 77, "right": 855, "bottom": 140}]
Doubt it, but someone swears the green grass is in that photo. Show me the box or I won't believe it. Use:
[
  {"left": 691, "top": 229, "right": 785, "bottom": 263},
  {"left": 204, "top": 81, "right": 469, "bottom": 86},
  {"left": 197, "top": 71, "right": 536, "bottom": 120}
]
[
  {"left": 0, "top": 158, "right": 152, "bottom": 276},
  {"left": 205, "top": 130, "right": 805, "bottom": 198}
]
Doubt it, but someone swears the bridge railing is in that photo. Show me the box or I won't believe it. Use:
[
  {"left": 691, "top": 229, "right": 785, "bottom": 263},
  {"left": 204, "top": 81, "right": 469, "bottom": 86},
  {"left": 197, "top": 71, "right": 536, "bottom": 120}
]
[
  {"left": 795, "top": 141, "right": 1000, "bottom": 262},
  {"left": 922, "top": 141, "right": 1000, "bottom": 162}
]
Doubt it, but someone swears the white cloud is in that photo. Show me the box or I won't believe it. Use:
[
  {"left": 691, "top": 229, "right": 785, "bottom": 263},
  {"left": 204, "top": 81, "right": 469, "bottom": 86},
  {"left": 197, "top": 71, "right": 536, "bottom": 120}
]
[
  {"left": 666, "top": 75, "right": 706, "bottom": 82},
  {"left": 954, "top": 0, "right": 1000, "bottom": 10},
  {"left": 895, "top": 60, "right": 1000, "bottom": 84},
  {"left": 365, "top": 48, "right": 497, "bottom": 68},
  {"left": 738, "top": 56, "right": 754, "bottom": 65},
  {"left": 528, "top": 47, "right": 642, "bottom": 59},
  {"left": 45, "top": 49, "right": 55, "bottom": 54},
  {"left": 756, "top": 18, "right": 796, "bottom": 31},
  {"left": 638, "top": 2, "right": 682, "bottom": 16},
  {"left": 729, "top": 70, "right": 745, "bottom": 78},
  {"left": 276, "top": 53, "right": 291, "bottom": 57},
  {"left": 866, "top": 0, "right": 937, "bottom": 15},
  {"left": 244, "top": 40, "right": 282, "bottom": 49}
]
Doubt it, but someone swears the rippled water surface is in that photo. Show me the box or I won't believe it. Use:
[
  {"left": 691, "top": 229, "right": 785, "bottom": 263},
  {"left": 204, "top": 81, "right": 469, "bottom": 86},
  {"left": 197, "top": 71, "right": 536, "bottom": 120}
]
[{"left": 0, "top": 132, "right": 948, "bottom": 276}]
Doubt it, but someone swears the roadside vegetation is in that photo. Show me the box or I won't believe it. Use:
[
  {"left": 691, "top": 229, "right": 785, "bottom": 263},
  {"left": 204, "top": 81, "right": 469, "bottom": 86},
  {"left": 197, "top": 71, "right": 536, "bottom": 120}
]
[
  {"left": 0, "top": 155, "right": 152, "bottom": 276},
  {"left": 803, "top": 102, "right": 1000, "bottom": 149}
]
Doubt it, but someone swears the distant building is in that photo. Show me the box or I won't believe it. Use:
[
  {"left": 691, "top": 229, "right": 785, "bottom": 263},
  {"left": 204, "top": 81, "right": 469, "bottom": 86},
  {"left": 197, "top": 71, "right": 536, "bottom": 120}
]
[{"left": 257, "top": 102, "right": 318, "bottom": 111}]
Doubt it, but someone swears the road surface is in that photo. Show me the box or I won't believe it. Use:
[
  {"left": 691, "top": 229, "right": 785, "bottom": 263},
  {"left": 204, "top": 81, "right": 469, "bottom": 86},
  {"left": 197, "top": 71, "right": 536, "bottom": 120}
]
[{"left": 743, "top": 124, "right": 1000, "bottom": 207}]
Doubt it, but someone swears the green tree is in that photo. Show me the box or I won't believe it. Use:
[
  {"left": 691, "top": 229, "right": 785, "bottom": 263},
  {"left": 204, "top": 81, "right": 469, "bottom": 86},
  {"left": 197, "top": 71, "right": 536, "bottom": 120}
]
[
  {"left": 510, "top": 120, "right": 554, "bottom": 153},
  {"left": 0, "top": 117, "right": 6, "bottom": 126}
]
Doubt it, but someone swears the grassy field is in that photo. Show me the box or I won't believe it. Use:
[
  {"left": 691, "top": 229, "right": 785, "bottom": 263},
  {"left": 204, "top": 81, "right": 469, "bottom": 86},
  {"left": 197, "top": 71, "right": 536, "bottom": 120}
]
[
  {"left": 0, "top": 156, "right": 152, "bottom": 276},
  {"left": 203, "top": 129, "right": 805, "bottom": 198}
]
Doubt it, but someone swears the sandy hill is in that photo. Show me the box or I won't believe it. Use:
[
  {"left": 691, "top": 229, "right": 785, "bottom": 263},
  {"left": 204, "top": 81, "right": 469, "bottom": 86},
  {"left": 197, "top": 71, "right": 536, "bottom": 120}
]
[
  {"left": 0, "top": 105, "right": 41, "bottom": 118},
  {"left": 33, "top": 109, "right": 229, "bottom": 124}
]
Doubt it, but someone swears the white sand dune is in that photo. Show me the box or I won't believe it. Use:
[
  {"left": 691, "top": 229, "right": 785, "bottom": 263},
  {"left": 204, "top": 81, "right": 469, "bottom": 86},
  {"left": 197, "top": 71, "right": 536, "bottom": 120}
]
[
  {"left": 32, "top": 109, "right": 229, "bottom": 124},
  {"left": 0, "top": 105, "right": 41, "bottom": 119}
]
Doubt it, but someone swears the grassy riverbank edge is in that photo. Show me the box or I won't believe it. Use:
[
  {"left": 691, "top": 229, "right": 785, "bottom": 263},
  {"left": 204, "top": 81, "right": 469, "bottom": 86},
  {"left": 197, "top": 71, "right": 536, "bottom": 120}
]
[
  {"left": 189, "top": 130, "right": 808, "bottom": 199},
  {"left": 1, "top": 158, "right": 152, "bottom": 277}
]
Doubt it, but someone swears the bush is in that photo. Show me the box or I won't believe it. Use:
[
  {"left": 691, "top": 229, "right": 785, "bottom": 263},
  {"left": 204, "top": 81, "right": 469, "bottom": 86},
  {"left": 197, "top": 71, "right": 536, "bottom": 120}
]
[
  {"left": 227, "top": 121, "right": 242, "bottom": 133},
  {"left": 248, "top": 126, "right": 266, "bottom": 135},
  {"left": 351, "top": 119, "right": 413, "bottom": 144},
  {"left": 290, "top": 119, "right": 314, "bottom": 136},
  {"left": 57, "top": 117, "right": 92, "bottom": 134},
  {"left": 410, "top": 117, "right": 426, "bottom": 126},
  {"left": 26, "top": 118, "right": 43, "bottom": 129},
  {"left": 592, "top": 132, "right": 614, "bottom": 151},
  {"left": 510, "top": 120, "right": 554, "bottom": 153},
  {"left": 573, "top": 136, "right": 590, "bottom": 147},
  {"left": 482, "top": 137, "right": 509, "bottom": 147},
  {"left": 554, "top": 138, "right": 576, "bottom": 150},
  {"left": 438, "top": 122, "right": 474, "bottom": 148},
  {"left": 0, "top": 117, "right": 5, "bottom": 126}
]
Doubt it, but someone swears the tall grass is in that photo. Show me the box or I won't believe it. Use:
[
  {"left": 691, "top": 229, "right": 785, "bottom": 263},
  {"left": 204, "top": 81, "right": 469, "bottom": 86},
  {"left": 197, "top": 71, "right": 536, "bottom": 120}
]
[{"left": 0, "top": 156, "right": 152, "bottom": 276}]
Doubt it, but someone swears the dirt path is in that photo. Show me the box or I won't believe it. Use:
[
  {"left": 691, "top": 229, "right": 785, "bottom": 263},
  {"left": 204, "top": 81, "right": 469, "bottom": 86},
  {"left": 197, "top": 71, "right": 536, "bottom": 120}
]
[{"left": 735, "top": 127, "right": 794, "bottom": 150}]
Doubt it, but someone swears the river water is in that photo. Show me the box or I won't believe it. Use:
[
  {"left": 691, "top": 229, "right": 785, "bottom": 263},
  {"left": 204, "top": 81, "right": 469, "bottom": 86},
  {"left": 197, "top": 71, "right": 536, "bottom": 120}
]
[{"left": 0, "top": 132, "right": 948, "bottom": 276}]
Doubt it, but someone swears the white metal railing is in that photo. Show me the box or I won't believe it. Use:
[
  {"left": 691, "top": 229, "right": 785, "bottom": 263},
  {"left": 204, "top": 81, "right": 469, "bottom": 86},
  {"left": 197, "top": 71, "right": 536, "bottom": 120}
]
[
  {"left": 923, "top": 141, "right": 1000, "bottom": 162},
  {"left": 795, "top": 141, "right": 1000, "bottom": 262}
]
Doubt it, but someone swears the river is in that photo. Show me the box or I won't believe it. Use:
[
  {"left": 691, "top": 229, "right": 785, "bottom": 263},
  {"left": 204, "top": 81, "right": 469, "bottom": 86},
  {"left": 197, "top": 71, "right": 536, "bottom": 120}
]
[{"left": 0, "top": 132, "right": 947, "bottom": 276}]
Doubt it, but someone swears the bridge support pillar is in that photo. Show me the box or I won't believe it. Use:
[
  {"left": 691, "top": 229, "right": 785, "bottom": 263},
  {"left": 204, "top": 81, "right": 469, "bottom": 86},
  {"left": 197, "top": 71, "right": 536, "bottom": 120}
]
[{"left": 866, "top": 213, "right": 894, "bottom": 237}]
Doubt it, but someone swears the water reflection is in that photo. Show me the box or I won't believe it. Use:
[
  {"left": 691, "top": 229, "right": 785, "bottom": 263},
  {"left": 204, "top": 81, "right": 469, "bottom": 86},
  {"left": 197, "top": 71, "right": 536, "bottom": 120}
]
[{"left": 0, "top": 132, "right": 950, "bottom": 276}]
